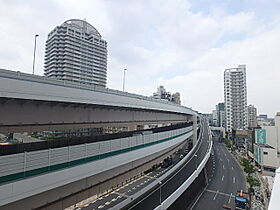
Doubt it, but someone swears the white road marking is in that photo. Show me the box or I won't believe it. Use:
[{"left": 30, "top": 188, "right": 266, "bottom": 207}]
[
  {"left": 114, "top": 192, "right": 128, "bottom": 198},
  {"left": 232, "top": 166, "right": 234, "bottom": 170},
  {"left": 213, "top": 190, "right": 219, "bottom": 200},
  {"left": 223, "top": 165, "right": 225, "bottom": 169},
  {"left": 228, "top": 193, "right": 232, "bottom": 203},
  {"left": 233, "top": 177, "right": 235, "bottom": 183},
  {"left": 222, "top": 175, "right": 224, "bottom": 182},
  {"left": 206, "top": 189, "right": 235, "bottom": 197}
]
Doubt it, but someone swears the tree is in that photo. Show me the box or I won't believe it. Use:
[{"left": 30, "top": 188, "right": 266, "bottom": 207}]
[
  {"left": 241, "top": 158, "right": 256, "bottom": 176},
  {"left": 247, "top": 175, "right": 260, "bottom": 196}
]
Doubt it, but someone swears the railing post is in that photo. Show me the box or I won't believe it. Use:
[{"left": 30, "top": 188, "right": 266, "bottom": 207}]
[
  {"left": 85, "top": 143, "right": 88, "bottom": 157},
  {"left": 48, "top": 148, "right": 51, "bottom": 169},
  {"left": 192, "top": 115, "right": 198, "bottom": 144},
  {"left": 68, "top": 146, "right": 70, "bottom": 165},
  {"left": 24, "top": 151, "right": 27, "bottom": 176}
]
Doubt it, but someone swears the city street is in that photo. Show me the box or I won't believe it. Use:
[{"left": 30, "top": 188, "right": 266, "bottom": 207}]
[{"left": 191, "top": 138, "right": 246, "bottom": 210}]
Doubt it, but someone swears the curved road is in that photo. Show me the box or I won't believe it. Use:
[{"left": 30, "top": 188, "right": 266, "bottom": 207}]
[
  {"left": 124, "top": 119, "right": 210, "bottom": 210},
  {"left": 191, "top": 137, "right": 246, "bottom": 210}
]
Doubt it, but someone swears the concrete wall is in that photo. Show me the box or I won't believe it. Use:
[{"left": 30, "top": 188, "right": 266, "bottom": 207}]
[
  {"left": 263, "top": 126, "right": 278, "bottom": 149},
  {"left": 262, "top": 147, "right": 280, "bottom": 169}
]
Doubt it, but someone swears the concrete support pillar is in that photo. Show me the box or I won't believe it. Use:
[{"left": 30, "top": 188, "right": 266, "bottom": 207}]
[{"left": 192, "top": 115, "right": 198, "bottom": 144}]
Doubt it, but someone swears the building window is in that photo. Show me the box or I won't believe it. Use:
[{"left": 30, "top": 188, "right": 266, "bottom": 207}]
[{"left": 263, "top": 152, "right": 268, "bottom": 155}]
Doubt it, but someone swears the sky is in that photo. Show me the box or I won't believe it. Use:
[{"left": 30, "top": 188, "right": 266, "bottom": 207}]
[{"left": 0, "top": 0, "right": 279, "bottom": 117}]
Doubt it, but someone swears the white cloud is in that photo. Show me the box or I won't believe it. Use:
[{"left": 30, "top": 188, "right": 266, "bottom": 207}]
[{"left": 0, "top": 0, "right": 279, "bottom": 117}]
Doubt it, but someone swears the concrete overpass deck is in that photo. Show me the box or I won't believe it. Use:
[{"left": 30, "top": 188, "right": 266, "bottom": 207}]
[{"left": 0, "top": 68, "right": 198, "bottom": 132}]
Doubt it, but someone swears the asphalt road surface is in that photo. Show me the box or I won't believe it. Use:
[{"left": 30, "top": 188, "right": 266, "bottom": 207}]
[
  {"left": 191, "top": 137, "right": 246, "bottom": 210},
  {"left": 71, "top": 119, "right": 210, "bottom": 210},
  {"left": 74, "top": 132, "right": 194, "bottom": 210},
  {"left": 126, "top": 119, "right": 210, "bottom": 210}
]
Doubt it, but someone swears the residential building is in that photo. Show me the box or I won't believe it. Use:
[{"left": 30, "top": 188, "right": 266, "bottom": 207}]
[
  {"left": 248, "top": 104, "right": 258, "bottom": 128},
  {"left": 152, "top": 86, "right": 181, "bottom": 104},
  {"left": 224, "top": 65, "right": 248, "bottom": 132},
  {"left": 44, "top": 19, "right": 107, "bottom": 87}
]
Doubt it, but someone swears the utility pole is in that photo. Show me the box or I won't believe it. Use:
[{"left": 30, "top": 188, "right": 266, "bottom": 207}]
[
  {"left": 123, "top": 68, "right": 127, "bottom": 92},
  {"left": 32, "top": 34, "right": 39, "bottom": 75}
]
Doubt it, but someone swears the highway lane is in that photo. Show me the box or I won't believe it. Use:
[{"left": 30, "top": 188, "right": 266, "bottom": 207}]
[
  {"left": 74, "top": 132, "right": 193, "bottom": 210},
  {"left": 70, "top": 119, "right": 209, "bottom": 210},
  {"left": 192, "top": 137, "right": 246, "bottom": 210},
  {"left": 126, "top": 119, "right": 210, "bottom": 210}
]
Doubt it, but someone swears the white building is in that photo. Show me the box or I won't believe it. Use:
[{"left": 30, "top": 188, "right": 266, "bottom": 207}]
[
  {"left": 257, "top": 114, "right": 274, "bottom": 126},
  {"left": 44, "top": 19, "right": 107, "bottom": 87},
  {"left": 152, "top": 85, "right": 171, "bottom": 101},
  {"left": 248, "top": 104, "right": 258, "bottom": 128},
  {"left": 224, "top": 65, "right": 248, "bottom": 132}
]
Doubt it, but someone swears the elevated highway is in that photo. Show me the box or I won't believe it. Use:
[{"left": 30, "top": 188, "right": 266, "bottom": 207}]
[
  {"left": 0, "top": 123, "right": 198, "bottom": 210},
  {"left": 0, "top": 68, "right": 197, "bottom": 133},
  {"left": 114, "top": 118, "right": 211, "bottom": 210},
  {"left": 0, "top": 68, "right": 208, "bottom": 210}
]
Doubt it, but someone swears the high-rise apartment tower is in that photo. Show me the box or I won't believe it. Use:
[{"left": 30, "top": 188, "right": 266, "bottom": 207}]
[
  {"left": 44, "top": 19, "right": 107, "bottom": 87},
  {"left": 224, "top": 65, "right": 248, "bottom": 132},
  {"left": 248, "top": 104, "right": 258, "bottom": 128}
]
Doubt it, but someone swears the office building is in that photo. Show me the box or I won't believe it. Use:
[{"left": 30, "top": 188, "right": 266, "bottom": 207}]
[
  {"left": 44, "top": 19, "right": 107, "bottom": 87},
  {"left": 253, "top": 113, "right": 280, "bottom": 173},
  {"left": 224, "top": 65, "right": 248, "bottom": 132},
  {"left": 212, "top": 102, "right": 226, "bottom": 128},
  {"left": 257, "top": 114, "right": 275, "bottom": 126},
  {"left": 171, "top": 92, "right": 181, "bottom": 105},
  {"left": 248, "top": 104, "right": 258, "bottom": 128},
  {"left": 153, "top": 85, "right": 171, "bottom": 100}
]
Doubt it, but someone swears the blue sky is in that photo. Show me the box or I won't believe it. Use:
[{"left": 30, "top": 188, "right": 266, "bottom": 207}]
[{"left": 0, "top": 0, "right": 279, "bottom": 116}]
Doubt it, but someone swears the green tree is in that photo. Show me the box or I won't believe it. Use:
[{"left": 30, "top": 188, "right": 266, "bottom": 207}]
[
  {"left": 247, "top": 175, "right": 260, "bottom": 195},
  {"left": 241, "top": 158, "right": 256, "bottom": 175}
]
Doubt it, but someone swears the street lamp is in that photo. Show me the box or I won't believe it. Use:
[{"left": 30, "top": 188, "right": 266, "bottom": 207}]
[
  {"left": 123, "top": 68, "right": 127, "bottom": 92},
  {"left": 32, "top": 34, "right": 39, "bottom": 75},
  {"left": 158, "top": 181, "right": 162, "bottom": 205},
  {"left": 194, "top": 154, "right": 198, "bottom": 169}
]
